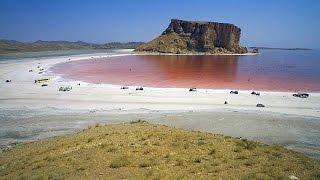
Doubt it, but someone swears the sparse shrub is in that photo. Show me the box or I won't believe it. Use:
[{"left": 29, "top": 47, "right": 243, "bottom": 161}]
[
  {"left": 33, "top": 164, "right": 42, "bottom": 170},
  {"left": 99, "top": 143, "right": 107, "bottom": 148},
  {"left": 208, "top": 149, "right": 216, "bottom": 155},
  {"left": 234, "top": 147, "right": 242, "bottom": 153},
  {"left": 237, "top": 155, "right": 247, "bottom": 160},
  {"left": 77, "top": 166, "right": 85, "bottom": 171},
  {"left": 87, "top": 137, "right": 94, "bottom": 143},
  {"left": 211, "top": 161, "right": 220, "bottom": 167},
  {"left": 272, "top": 152, "right": 283, "bottom": 158},
  {"left": 171, "top": 142, "right": 179, "bottom": 147},
  {"left": 311, "top": 172, "right": 320, "bottom": 179},
  {"left": 183, "top": 143, "right": 189, "bottom": 149},
  {"left": 153, "top": 141, "right": 160, "bottom": 146},
  {"left": 110, "top": 156, "right": 130, "bottom": 168},
  {"left": 139, "top": 159, "right": 156, "bottom": 168},
  {"left": 146, "top": 170, "right": 154, "bottom": 177},
  {"left": 194, "top": 157, "right": 201, "bottom": 163},
  {"left": 236, "top": 141, "right": 256, "bottom": 150},
  {"left": 175, "top": 159, "right": 184, "bottom": 166},
  {"left": 95, "top": 123, "right": 100, "bottom": 127},
  {"left": 147, "top": 133, "right": 153, "bottom": 138},
  {"left": 244, "top": 162, "right": 253, "bottom": 167},
  {"left": 264, "top": 149, "right": 271, "bottom": 154},
  {"left": 44, "top": 155, "right": 55, "bottom": 162},
  {"left": 197, "top": 140, "right": 205, "bottom": 146},
  {"left": 163, "top": 153, "right": 170, "bottom": 158},
  {"left": 143, "top": 149, "right": 150, "bottom": 155},
  {"left": 107, "top": 147, "right": 117, "bottom": 152}
]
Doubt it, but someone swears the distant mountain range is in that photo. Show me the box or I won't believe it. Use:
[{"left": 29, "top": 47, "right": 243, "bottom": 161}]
[{"left": 0, "top": 40, "right": 144, "bottom": 54}]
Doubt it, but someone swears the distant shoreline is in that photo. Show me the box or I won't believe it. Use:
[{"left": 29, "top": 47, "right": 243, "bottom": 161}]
[
  {"left": 133, "top": 51, "right": 258, "bottom": 56},
  {"left": 250, "top": 47, "right": 312, "bottom": 50}
]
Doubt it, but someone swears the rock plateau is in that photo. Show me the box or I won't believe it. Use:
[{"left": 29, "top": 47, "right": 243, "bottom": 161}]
[{"left": 135, "top": 19, "right": 247, "bottom": 54}]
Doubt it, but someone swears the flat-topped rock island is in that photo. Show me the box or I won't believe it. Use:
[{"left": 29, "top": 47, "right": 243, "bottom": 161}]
[{"left": 135, "top": 19, "right": 248, "bottom": 54}]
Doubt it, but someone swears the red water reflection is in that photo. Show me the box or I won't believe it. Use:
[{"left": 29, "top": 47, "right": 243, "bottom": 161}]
[{"left": 51, "top": 54, "right": 320, "bottom": 92}]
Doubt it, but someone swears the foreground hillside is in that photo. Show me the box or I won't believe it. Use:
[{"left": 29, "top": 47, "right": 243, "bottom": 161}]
[
  {"left": 0, "top": 39, "right": 143, "bottom": 54},
  {"left": 0, "top": 121, "right": 319, "bottom": 179}
]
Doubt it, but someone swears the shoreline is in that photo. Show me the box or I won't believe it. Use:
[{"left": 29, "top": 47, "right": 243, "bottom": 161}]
[
  {"left": 51, "top": 76, "right": 320, "bottom": 94},
  {"left": 49, "top": 52, "right": 317, "bottom": 93},
  {"left": 133, "top": 51, "right": 259, "bottom": 56},
  {"left": 1, "top": 50, "right": 320, "bottom": 159},
  {"left": 1, "top": 108, "right": 320, "bottom": 159},
  {"left": 1, "top": 51, "right": 319, "bottom": 115}
]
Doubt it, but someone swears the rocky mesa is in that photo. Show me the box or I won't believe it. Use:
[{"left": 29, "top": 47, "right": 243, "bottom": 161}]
[{"left": 135, "top": 19, "right": 247, "bottom": 54}]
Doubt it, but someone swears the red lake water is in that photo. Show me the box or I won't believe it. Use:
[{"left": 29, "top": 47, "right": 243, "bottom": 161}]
[{"left": 50, "top": 50, "right": 320, "bottom": 92}]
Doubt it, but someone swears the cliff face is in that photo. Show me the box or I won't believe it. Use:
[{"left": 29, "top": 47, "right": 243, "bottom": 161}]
[{"left": 135, "top": 19, "right": 247, "bottom": 54}]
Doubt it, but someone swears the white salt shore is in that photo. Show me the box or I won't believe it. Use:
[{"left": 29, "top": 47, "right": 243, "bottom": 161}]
[
  {"left": 0, "top": 50, "right": 320, "bottom": 158},
  {"left": 0, "top": 51, "right": 319, "bottom": 117}
]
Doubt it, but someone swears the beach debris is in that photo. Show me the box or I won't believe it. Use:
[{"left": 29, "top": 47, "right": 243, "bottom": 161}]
[
  {"left": 239, "top": 137, "right": 247, "bottom": 141},
  {"left": 39, "top": 68, "right": 45, "bottom": 71},
  {"left": 251, "top": 91, "right": 260, "bottom": 96},
  {"left": 5, "top": 80, "right": 11, "bottom": 83},
  {"left": 189, "top": 88, "right": 197, "bottom": 92},
  {"left": 59, "top": 86, "right": 72, "bottom": 92},
  {"left": 41, "top": 84, "right": 48, "bottom": 87},
  {"left": 29, "top": 69, "right": 33, "bottom": 72},
  {"left": 136, "top": 87, "right": 143, "bottom": 91},
  {"left": 256, "top": 103, "right": 265, "bottom": 107},
  {"left": 293, "top": 93, "right": 309, "bottom": 98},
  {"left": 121, "top": 86, "right": 129, "bottom": 89},
  {"left": 35, "top": 78, "right": 49, "bottom": 83},
  {"left": 289, "top": 175, "right": 299, "bottom": 180},
  {"left": 224, "top": 101, "right": 228, "bottom": 104},
  {"left": 230, "top": 90, "right": 238, "bottom": 94},
  {"left": 38, "top": 72, "right": 43, "bottom": 74},
  {"left": 37, "top": 66, "right": 40, "bottom": 68}
]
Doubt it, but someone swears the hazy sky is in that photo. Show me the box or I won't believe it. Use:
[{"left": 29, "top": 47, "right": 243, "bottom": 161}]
[{"left": 1, "top": 0, "right": 319, "bottom": 48}]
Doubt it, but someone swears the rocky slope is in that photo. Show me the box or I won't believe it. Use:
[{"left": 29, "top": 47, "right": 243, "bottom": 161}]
[{"left": 135, "top": 19, "right": 247, "bottom": 54}]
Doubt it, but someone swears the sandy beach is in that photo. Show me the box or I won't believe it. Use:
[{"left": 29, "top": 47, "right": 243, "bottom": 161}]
[{"left": 1, "top": 50, "right": 320, "bottom": 158}]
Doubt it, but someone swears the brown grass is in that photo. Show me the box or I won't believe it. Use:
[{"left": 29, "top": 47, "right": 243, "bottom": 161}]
[{"left": 0, "top": 121, "right": 319, "bottom": 179}]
